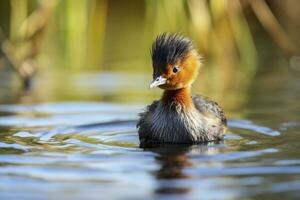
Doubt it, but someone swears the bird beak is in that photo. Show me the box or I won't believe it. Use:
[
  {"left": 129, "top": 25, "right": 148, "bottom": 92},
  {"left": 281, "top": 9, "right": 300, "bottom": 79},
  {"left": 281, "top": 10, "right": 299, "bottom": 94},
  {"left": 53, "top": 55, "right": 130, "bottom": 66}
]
[{"left": 150, "top": 76, "right": 167, "bottom": 88}]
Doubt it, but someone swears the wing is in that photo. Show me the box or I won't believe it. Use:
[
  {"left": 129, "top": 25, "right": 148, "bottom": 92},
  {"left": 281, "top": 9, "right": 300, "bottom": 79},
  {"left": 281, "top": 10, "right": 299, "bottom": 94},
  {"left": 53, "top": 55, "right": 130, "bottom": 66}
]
[{"left": 192, "top": 95, "right": 227, "bottom": 126}]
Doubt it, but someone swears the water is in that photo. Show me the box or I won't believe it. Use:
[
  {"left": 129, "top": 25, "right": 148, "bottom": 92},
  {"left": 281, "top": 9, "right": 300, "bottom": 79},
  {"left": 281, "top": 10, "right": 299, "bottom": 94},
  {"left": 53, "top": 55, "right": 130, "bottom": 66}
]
[{"left": 0, "top": 69, "right": 300, "bottom": 200}]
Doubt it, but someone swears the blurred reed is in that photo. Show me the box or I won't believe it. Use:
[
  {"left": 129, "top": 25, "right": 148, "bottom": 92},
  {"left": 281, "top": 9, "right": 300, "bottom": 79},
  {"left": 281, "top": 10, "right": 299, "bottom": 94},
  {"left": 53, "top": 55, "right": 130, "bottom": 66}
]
[
  {"left": 0, "top": 0, "right": 298, "bottom": 111},
  {"left": 0, "top": 0, "right": 57, "bottom": 88}
]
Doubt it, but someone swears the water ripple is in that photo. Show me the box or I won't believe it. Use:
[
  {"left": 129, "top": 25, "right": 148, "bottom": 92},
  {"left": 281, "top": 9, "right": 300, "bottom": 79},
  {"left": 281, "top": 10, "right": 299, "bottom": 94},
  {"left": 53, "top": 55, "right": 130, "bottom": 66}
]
[{"left": 229, "top": 119, "right": 281, "bottom": 136}]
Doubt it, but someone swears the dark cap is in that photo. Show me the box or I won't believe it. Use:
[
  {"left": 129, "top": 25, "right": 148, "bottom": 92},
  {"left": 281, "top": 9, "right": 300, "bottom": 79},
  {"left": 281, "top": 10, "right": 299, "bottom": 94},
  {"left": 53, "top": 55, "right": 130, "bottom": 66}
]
[{"left": 151, "top": 33, "right": 194, "bottom": 69}]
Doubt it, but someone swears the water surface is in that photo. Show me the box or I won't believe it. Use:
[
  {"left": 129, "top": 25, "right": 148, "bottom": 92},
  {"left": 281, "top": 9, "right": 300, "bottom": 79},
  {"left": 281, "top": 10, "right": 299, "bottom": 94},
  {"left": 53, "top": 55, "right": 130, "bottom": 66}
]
[{"left": 0, "top": 69, "right": 299, "bottom": 200}]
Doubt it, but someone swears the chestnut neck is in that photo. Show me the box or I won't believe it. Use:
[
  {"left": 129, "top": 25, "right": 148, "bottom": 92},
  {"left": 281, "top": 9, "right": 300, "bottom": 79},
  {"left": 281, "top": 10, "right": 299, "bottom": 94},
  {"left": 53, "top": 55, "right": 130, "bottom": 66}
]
[{"left": 161, "top": 87, "right": 193, "bottom": 108}]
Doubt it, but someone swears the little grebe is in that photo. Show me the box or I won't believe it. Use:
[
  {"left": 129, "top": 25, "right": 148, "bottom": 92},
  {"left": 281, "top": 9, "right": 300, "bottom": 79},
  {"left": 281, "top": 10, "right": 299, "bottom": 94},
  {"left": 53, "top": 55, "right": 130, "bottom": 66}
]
[{"left": 137, "top": 33, "right": 227, "bottom": 144}]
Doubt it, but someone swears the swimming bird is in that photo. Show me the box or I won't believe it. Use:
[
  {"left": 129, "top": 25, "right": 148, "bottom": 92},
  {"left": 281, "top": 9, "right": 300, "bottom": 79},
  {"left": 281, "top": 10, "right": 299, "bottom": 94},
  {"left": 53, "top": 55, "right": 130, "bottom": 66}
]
[{"left": 137, "top": 33, "right": 226, "bottom": 144}]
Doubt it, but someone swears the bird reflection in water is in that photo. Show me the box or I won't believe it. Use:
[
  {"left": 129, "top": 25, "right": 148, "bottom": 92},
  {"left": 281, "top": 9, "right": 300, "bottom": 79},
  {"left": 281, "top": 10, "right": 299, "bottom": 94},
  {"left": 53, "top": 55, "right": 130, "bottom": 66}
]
[{"left": 142, "top": 142, "right": 224, "bottom": 196}]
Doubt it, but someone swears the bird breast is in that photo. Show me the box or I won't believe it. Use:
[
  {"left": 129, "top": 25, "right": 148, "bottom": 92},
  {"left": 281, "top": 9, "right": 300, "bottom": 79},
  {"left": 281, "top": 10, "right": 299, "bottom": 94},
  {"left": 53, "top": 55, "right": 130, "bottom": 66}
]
[{"left": 150, "top": 102, "right": 216, "bottom": 143}]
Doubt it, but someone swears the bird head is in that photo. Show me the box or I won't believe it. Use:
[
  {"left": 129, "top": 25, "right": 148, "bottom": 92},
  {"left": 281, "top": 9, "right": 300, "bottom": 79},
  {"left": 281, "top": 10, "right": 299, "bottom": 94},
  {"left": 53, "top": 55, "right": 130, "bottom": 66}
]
[{"left": 150, "top": 33, "right": 201, "bottom": 90}]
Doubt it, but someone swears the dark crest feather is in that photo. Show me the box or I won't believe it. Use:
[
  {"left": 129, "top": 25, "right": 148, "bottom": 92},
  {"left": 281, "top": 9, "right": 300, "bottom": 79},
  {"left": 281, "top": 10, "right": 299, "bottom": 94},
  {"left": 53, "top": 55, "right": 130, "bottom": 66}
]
[{"left": 151, "top": 33, "right": 194, "bottom": 68}]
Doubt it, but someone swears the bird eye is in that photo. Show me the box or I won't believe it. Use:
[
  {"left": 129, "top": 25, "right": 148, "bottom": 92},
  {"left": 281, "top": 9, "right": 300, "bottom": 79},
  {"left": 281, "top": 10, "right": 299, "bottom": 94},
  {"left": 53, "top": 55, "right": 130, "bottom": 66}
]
[{"left": 172, "top": 66, "right": 179, "bottom": 73}]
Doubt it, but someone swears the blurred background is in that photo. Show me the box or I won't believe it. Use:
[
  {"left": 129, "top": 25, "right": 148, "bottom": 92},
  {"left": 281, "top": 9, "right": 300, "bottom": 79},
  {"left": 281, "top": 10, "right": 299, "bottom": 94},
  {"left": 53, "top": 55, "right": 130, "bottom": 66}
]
[{"left": 0, "top": 0, "right": 299, "bottom": 116}]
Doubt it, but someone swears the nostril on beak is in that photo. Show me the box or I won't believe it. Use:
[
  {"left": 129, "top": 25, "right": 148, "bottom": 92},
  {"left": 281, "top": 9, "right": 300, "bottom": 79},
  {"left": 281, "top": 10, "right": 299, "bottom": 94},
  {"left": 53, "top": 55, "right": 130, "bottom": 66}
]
[{"left": 150, "top": 76, "right": 167, "bottom": 88}]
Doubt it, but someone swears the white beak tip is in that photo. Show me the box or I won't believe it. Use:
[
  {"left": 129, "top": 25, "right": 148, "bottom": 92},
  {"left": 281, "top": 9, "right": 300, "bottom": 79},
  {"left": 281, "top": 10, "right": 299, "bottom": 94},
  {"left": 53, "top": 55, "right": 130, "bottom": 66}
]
[{"left": 149, "top": 76, "right": 167, "bottom": 89}]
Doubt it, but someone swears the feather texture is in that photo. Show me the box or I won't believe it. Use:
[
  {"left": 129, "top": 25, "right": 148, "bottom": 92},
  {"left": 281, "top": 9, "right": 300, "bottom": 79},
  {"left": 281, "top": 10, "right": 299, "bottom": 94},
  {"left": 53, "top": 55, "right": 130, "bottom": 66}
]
[{"left": 137, "top": 95, "right": 226, "bottom": 144}]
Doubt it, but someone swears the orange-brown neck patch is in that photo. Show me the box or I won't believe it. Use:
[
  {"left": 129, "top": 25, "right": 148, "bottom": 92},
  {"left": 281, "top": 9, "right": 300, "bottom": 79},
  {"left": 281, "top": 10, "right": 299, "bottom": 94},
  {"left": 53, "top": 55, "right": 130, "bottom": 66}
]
[{"left": 161, "top": 87, "right": 193, "bottom": 108}]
